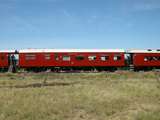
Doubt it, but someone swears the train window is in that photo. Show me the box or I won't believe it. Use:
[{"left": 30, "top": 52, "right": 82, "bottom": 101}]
[
  {"left": 144, "top": 57, "right": 148, "bottom": 61},
  {"left": 144, "top": 56, "right": 160, "bottom": 61},
  {"left": 88, "top": 56, "right": 96, "bottom": 61},
  {"left": 153, "top": 57, "right": 158, "bottom": 61},
  {"left": 114, "top": 55, "right": 121, "bottom": 61},
  {"left": 55, "top": 56, "right": 59, "bottom": 61},
  {"left": 148, "top": 57, "right": 153, "bottom": 61},
  {"left": 45, "top": 54, "right": 50, "bottom": 60},
  {"left": 63, "top": 56, "right": 70, "bottom": 61},
  {"left": 54, "top": 54, "right": 59, "bottom": 61},
  {"left": 25, "top": 54, "right": 36, "bottom": 60},
  {"left": 1, "top": 54, "right": 5, "bottom": 60},
  {"left": 101, "top": 56, "right": 109, "bottom": 61},
  {"left": 76, "top": 56, "right": 84, "bottom": 61}
]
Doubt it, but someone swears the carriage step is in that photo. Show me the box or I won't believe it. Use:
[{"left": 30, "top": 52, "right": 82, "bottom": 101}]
[{"left": 129, "top": 64, "right": 134, "bottom": 71}]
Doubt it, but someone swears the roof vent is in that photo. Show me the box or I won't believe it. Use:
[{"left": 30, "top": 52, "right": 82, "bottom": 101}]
[{"left": 147, "top": 49, "right": 152, "bottom": 51}]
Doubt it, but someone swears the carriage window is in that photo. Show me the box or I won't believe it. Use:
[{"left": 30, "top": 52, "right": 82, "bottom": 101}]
[
  {"left": 25, "top": 54, "right": 36, "bottom": 60},
  {"left": 148, "top": 57, "right": 153, "bottom": 61},
  {"left": 153, "top": 57, "right": 158, "bottom": 61},
  {"left": 55, "top": 56, "right": 59, "bottom": 61},
  {"left": 63, "top": 56, "right": 70, "bottom": 61},
  {"left": 45, "top": 54, "right": 50, "bottom": 60},
  {"left": 88, "top": 56, "right": 96, "bottom": 61},
  {"left": 144, "top": 56, "right": 160, "bottom": 61},
  {"left": 54, "top": 54, "right": 59, "bottom": 61},
  {"left": 101, "top": 56, "right": 109, "bottom": 61},
  {"left": 76, "top": 56, "right": 84, "bottom": 61},
  {"left": 1, "top": 54, "right": 5, "bottom": 60},
  {"left": 114, "top": 55, "right": 121, "bottom": 61},
  {"left": 144, "top": 57, "right": 148, "bottom": 61}
]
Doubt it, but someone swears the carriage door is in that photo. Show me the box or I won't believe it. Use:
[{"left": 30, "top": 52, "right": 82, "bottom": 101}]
[{"left": 125, "top": 53, "right": 133, "bottom": 67}]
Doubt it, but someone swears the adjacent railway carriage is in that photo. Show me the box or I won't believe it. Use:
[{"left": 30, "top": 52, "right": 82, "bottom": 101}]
[
  {"left": 129, "top": 50, "right": 160, "bottom": 70},
  {"left": 0, "top": 50, "right": 15, "bottom": 70},
  {"left": 19, "top": 49, "right": 125, "bottom": 71}
]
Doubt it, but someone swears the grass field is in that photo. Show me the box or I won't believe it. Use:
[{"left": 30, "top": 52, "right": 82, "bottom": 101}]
[{"left": 0, "top": 71, "right": 160, "bottom": 120}]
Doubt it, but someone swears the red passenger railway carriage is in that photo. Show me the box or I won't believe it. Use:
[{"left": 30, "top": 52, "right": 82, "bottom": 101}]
[
  {"left": 129, "top": 50, "right": 160, "bottom": 70},
  {"left": 19, "top": 49, "right": 125, "bottom": 71},
  {"left": 1, "top": 49, "right": 160, "bottom": 72},
  {"left": 0, "top": 50, "right": 15, "bottom": 68}
]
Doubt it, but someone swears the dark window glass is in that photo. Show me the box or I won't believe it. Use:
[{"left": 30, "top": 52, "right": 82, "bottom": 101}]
[
  {"left": 76, "top": 56, "right": 84, "bottom": 61},
  {"left": 114, "top": 55, "right": 121, "bottom": 61}
]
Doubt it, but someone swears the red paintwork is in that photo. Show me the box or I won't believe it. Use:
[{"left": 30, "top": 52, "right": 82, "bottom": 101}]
[
  {"left": 0, "top": 53, "right": 9, "bottom": 68},
  {"left": 133, "top": 53, "right": 160, "bottom": 67},
  {"left": 19, "top": 52, "right": 125, "bottom": 68}
]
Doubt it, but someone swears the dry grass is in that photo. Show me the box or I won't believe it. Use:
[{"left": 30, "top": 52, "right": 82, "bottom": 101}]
[{"left": 0, "top": 71, "right": 160, "bottom": 120}]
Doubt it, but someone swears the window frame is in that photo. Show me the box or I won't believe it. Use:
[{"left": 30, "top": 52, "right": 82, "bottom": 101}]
[
  {"left": 144, "top": 56, "right": 160, "bottom": 62},
  {"left": 62, "top": 55, "right": 71, "bottom": 61},
  {"left": 100, "top": 55, "right": 109, "bottom": 61},
  {"left": 25, "top": 54, "right": 36, "bottom": 60},
  {"left": 75, "top": 55, "right": 85, "bottom": 61},
  {"left": 44, "top": 53, "right": 51, "bottom": 60},
  {"left": 114, "top": 54, "right": 121, "bottom": 61},
  {"left": 54, "top": 54, "right": 59, "bottom": 61},
  {"left": 88, "top": 55, "right": 97, "bottom": 61}
]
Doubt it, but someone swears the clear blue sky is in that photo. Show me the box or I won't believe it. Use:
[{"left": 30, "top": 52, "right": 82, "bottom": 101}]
[{"left": 0, "top": 0, "right": 160, "bottom": 49}]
